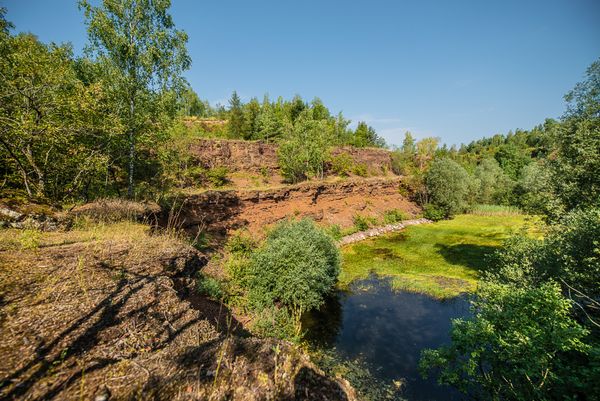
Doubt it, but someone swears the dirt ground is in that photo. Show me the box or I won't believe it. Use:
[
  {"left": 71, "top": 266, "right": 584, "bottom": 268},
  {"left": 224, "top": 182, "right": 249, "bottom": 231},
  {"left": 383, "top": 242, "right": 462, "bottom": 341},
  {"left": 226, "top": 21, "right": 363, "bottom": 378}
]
[
  {"left": 178, "top": 176, "right": 420, "bottom": 237},
  {"left": 0, "top": 223, "right": 355, "bottom": 401}
]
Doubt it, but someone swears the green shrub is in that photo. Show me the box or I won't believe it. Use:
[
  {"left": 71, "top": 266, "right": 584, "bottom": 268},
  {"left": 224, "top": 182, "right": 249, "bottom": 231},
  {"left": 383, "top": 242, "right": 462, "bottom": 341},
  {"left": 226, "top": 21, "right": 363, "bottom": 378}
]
[
  {"left": 252, "top": 306, "right": 299, "bottom": 341},
  {"left": 330, "top": 153, "right": 353, "bottom": 177},
  {"left": 422, "top": 204, "right": 446, "bottom": 221},
  {"left": 259, "top": 166, "right": 271, "bottom": 182},
  {"left": 422, "top": 208, "right": 600, "bottom": 400},
  {"left": 278, "top": 117, "right": 330, "bottom": 183},
  {"left": 352, "top": 162, "right": 368, "bottom": 177},
  {"left": 225, "top": 255, "right": 251, "bottom": 286},
  {"left": 206, "top": 166, "right": 229, "bottom": 187},
  {"left": 420, "top": 281, "right": 591, "bottom": 400},
  {"left": 184, "top": 165, "right": 206, "bottom": 182},
  {"left": 352, "top": 214, "right": 377, "bottom": 231},
  {"left": 329, "top": 153, "right": 368, "bottom": 178},
  {"left": 19, "top": 229, "right": 41, "bottom": 250},
  {"left": 491, "top": 207, "right": 600, "bottom": 299},
  {"left": 246, "top": 219, "right": 340, "bottom": 331},
  {"left": 225, "top": 230, "right": 257, "bottom": 256},
  {"left": 383, "top": 209, "right": 406, "bottom": 224},
  {"left": 425, "top": 158, "right": 473, "bottom": 216},
  {"left": 197, "top": 273, "right": 223, "bottom": 300},
  {"left": 325, "top": 224, "right": 343, "bottom": 240}
]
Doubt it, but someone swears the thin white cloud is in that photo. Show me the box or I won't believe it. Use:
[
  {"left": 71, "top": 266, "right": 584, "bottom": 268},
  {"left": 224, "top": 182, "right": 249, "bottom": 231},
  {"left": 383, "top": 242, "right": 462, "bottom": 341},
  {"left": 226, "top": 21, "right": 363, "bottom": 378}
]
[{"left": 348, "top": 114, "right": 436, "bottom": 146}]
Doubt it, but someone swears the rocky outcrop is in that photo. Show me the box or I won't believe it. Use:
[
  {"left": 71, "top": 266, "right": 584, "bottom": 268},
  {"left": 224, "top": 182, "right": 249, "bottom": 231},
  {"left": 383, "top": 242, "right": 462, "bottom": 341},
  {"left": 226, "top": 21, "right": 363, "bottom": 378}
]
[
  {"left": 189, "top": 139, "right": 280, "bottom": 173},
  {"left": 0, "top": 205, "right": 63, "bottom": 231},
  {"left": 188, "top": 138, "right": 394, "bottom": 176},
  {"left": 338, "top": 218, "right": 431, "bottom": 246},
  {"left": 177, "top": 177, "right": 419, "bottom": 234}
]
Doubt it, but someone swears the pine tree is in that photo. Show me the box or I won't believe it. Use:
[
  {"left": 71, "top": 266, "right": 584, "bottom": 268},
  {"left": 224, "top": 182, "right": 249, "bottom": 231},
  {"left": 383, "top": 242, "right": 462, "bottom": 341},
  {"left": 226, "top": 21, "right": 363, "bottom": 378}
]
[{"left": 228, "top": 91, "right": 245, "bottom": 139}]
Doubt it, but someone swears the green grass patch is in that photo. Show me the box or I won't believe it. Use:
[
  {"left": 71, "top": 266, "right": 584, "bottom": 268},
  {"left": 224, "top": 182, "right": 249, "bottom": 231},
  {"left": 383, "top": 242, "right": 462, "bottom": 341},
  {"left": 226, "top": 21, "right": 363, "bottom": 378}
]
[{"left": 339, "top": 214, "right": 540, "bottom": 299}]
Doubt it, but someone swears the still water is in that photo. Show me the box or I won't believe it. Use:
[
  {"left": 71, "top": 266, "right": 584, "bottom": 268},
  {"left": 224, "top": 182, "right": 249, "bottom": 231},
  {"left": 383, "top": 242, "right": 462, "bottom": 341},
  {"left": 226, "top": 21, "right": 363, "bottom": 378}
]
[{"left": 304, "top": 276, "right": 471, "bottom": 401}]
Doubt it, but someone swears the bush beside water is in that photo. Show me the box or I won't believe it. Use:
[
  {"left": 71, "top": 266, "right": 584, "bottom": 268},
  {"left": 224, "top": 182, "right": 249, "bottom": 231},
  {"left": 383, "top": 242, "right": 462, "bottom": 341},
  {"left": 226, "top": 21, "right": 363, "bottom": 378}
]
[{"left": 212, "top": 219, "right": 340, "bottom": 340}]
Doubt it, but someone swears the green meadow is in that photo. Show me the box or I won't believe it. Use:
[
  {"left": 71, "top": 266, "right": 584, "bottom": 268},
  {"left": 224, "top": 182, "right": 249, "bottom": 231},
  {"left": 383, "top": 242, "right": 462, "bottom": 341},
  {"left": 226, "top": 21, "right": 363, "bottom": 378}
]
[{"left": 339, "top": 214, "right": 540, "bottom": 298}]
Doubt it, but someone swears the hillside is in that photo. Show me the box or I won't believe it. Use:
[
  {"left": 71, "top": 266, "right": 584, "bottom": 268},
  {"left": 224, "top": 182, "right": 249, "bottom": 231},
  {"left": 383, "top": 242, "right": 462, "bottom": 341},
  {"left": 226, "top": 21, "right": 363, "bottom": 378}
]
[
  {"left": 170, "top": 138, "right": 419, "bottom": 237},
  {"left": 0, "top": 222, "right": 356, "bottom": 401}
]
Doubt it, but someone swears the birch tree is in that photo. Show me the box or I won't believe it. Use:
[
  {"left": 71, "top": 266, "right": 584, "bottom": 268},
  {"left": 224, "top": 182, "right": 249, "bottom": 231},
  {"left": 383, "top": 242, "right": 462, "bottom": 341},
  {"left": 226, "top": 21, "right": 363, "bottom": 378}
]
[{"left": 80, "top": 0, "right": 190, "bottom": 197}]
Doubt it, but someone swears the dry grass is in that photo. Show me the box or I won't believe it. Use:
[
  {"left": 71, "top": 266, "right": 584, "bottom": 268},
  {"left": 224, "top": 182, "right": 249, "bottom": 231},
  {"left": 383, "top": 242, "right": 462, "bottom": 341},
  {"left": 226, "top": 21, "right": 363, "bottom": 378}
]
[
  {"left": 0, "top": 221, "right": 354, "bottom": 401},
  {"left": 69, "top": 198, "right": 161, "bottom": 223},
  {"left": 179, "top": 175, "right": 402, "bottom": 195}
]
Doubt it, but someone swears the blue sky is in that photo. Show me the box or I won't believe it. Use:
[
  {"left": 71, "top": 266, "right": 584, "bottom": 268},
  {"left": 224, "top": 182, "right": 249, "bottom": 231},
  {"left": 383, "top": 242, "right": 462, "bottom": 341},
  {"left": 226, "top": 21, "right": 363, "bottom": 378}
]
[{"left": 4, "top": 0, "right": 600, "bottom": 146}]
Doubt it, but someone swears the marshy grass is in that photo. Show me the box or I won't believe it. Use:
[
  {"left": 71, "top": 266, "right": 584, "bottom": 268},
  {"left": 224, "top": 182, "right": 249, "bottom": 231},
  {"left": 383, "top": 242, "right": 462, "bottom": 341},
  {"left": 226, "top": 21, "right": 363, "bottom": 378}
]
[
  {"left": 469, "top": 204, "right": 523, "bottom": 216},
  {"left": 339, "top": 214, "right": 540, "bottom": 298}
]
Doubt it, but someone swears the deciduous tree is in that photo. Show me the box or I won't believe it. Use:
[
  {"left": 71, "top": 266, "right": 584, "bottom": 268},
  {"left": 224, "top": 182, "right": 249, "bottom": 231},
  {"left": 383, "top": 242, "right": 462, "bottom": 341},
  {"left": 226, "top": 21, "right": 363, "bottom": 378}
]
[{"left": 80, "top": 0, "right": 190, "bottom": 198}]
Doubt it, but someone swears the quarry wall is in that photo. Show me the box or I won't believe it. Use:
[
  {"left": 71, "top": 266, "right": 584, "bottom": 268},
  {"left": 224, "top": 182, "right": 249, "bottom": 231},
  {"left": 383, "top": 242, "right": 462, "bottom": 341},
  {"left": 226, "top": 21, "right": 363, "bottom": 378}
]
[
  {"left": 178, "top": 177, "right": 419, "bottom": 234},
  {"left": 188, "top": 139, "right": 394, "bottom": 176}
]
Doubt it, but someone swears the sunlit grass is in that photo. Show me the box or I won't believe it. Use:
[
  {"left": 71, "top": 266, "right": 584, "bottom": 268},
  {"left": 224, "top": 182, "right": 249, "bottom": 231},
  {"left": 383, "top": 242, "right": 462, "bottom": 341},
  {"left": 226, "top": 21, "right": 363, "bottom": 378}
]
[
  {"left": 0, "top": 219, "right": 196, "bottom": 259},
  {"left": 339, "top": 214, "right": 541, "bottom": 298}
]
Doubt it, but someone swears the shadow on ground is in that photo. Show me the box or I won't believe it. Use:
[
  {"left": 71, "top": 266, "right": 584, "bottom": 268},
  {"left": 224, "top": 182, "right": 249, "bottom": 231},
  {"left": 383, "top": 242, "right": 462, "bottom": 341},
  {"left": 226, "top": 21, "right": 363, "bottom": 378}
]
[
  {"left": 0, "top": 235, "right": 353, "bottom": 401},
  {"left": 435, "top": 243, "right": 498, "bottom": 272}
]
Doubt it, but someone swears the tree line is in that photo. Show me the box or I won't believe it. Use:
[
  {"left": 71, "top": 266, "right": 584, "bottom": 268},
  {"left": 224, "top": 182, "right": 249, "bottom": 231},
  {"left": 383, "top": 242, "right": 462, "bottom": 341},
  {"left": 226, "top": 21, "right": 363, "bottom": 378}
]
[
  {"left": 182, "top": 89, "right": 387, "bottom": 149},
  {"left": 0, "top": 1, "right": 188, "bottom": 202},
  {"left": 391, "top": 62, "right": 599, "bottom": 222}
]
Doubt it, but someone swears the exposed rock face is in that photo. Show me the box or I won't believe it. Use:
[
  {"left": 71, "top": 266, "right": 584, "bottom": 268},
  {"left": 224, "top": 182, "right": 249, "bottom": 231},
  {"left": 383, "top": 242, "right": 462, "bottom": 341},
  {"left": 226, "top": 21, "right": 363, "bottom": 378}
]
[
  {"left": 189, "top": 139, "right": 280, "bottom": 173},
  {"left": 0, "top": 205, "right": 63, "bottom": 231},
  {"left": 330, "top": 146, "right": 394, "bottom": 175},
  {"left": 188, "top": 139, "right": 394, "bottom": 176},
  {"left": 177, "top": 177, "right": 419, "bottom": 234}
]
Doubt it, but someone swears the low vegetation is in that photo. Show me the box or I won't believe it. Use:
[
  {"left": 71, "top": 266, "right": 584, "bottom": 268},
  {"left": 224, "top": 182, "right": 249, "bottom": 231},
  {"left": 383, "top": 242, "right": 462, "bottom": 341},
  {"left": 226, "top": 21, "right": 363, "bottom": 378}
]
[
  {"left": 205, "top": 166, "right": 230, "bottom": 187},
  {"left": 0, "top": 213, "right": 357, "bottom": 401},
  {"left": 382, "top": 209, "right": 407, "bottom": 224},
  {"left": 468, "top": 203, "right": 522, "bottom": 216},
  {"left": 352, "top": 214, "right": 378, "bottom": 231},
  {"left": 247, "top": 219, "right": 340, "bottom": 328}
]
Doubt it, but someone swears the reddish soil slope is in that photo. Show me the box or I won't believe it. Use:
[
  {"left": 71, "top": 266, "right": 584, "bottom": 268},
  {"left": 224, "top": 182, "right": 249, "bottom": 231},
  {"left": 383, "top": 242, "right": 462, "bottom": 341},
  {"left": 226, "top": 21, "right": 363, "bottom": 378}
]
[{"left": 178, "top": 177, "right": 418, "bottom": 235}]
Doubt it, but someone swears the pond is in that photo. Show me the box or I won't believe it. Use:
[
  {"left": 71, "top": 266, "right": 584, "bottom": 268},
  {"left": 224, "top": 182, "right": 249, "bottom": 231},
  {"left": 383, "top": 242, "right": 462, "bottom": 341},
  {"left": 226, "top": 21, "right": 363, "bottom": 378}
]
[{"left": 303, "top": 275, "right": 471, "bottom": 401}]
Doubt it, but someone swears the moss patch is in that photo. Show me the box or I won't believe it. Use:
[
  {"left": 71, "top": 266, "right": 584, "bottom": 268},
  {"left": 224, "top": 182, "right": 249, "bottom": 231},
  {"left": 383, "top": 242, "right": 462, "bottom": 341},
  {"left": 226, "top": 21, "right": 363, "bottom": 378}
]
[{"left": 339, "top": 214, "right": 540, "bottom": 298}]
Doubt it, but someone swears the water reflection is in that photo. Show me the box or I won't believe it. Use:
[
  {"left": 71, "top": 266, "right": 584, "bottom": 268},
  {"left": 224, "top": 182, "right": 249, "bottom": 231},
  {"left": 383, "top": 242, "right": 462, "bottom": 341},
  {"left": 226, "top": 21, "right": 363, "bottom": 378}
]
[{"left": 303, "top": 275, "right": 471, "bottom": 401}]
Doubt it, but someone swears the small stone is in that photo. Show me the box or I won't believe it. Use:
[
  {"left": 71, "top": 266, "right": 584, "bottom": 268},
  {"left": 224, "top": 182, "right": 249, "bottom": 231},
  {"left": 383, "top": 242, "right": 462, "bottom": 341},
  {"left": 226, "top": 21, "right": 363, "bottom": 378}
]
[{"left": 94, "top": 386, "right": 111, "bottom": 401}]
